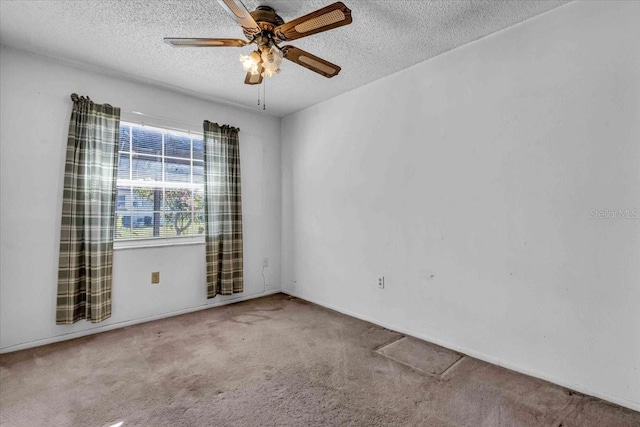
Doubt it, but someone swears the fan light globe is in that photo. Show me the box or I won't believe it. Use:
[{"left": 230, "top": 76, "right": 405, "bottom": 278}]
[
  {"left": 239, "top": 51, "right": 261, "bottom": 75},
  {"left": 261, "top": 45, "right": 283, "bottom": 77}
]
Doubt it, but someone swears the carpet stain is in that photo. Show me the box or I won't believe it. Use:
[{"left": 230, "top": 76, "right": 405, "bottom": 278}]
[{"left": 228, "top": 313, "right": 269, "bottom": 325}]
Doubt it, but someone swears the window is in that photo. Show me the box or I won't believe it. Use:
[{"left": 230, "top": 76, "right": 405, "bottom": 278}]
[{"left": 115, "top": 122, "right": 205, "bottom": 240}]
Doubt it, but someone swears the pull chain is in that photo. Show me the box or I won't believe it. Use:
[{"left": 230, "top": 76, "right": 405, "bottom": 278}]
[
  {"left": 263, "top": 79, "right": 266, "bottom": 111},
  {"left": 257, "top": 83, "right": 260, "bottom": 106}
]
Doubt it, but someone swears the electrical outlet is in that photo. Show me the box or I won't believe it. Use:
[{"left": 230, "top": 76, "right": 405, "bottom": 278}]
[
  {"left": 151, "top": 272, "right": 160, "bottom": 284},
  {"left": 263, "top": 258, "right": 269, "bottom": 267},
  {"left": 377, "top": 276, "right": 385, "bottom": 289}
]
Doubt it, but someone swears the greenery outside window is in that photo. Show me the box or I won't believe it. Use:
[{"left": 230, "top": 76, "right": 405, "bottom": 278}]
[{"left": 115, "top": 122, "right": 204, "bottom": 241}]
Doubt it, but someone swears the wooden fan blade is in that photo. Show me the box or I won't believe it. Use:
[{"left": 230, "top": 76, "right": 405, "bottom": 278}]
[
  {"left": 164, "top": 38, "right": 247, "bottom": 47},
  {"left": 282, "top": 46, "right": 341, "bottom": 78},
  {"left": 217, "top": 0, "right": 261, "bottom": 35},
  {"left": 274, "top": 2, "right": 352, "bottom": 42},
  {"left": 244, "top": 65, "right": 264, "bottom": 85}
]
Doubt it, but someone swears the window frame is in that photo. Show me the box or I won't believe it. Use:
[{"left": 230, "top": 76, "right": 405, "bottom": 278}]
[{"left": 113, "top": 119, "right": 206, "bottom": 249}]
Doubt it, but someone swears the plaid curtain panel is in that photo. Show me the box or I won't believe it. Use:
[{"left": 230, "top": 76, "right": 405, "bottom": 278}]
[
  {"left": 203, "top": 121, "right": 244, "bottom": 298},
  {"left": 56, "top": 94, "right": 120, "bottom": 324}
]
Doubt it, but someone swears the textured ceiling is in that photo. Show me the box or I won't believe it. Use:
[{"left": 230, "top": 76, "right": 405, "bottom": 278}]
[{"left": 0, "top": 0, "right": 570, "bottom": 117}]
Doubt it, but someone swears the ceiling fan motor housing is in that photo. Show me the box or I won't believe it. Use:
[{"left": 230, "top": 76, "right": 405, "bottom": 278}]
[{"left": 245, "top": 6, "right": 285, "bottom": 44}]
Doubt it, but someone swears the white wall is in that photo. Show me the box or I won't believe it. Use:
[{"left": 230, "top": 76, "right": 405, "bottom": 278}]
[
  {"left": 0, "top": 46, "right": 281, "bottom": 351},
  {"left": 281, "top": 1, "right": 640, "bottom": 411}
]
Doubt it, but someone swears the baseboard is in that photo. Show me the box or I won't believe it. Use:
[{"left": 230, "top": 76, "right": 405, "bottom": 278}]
[
  {"left": 281, "top": 289, "right": 640, "bottom": 413},
  {"left": 0, "top": 289, "right": 281, "bottom": 354}
]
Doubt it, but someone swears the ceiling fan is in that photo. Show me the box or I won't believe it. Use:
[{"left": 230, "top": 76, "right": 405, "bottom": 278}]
[{"left": 164, "top": 0, "right": 352, "bottom": 85}]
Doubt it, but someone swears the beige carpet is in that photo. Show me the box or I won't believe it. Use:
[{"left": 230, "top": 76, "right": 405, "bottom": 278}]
[{"left": 1, "top": 294, "right": 638, "bottom": 426}]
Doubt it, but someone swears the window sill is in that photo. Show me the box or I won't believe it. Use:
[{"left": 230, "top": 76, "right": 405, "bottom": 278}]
[{"left": 114, "top": 236, "right": 205, "bottom": 250}]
